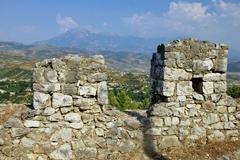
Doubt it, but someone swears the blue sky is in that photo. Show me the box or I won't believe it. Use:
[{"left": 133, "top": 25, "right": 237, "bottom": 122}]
[{"left": 0, "top": 0, "right": 240, "bottom": 50}]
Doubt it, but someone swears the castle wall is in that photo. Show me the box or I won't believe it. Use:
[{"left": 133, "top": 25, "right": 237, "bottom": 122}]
[
  {"left": 149, "top": 39, "right": 239, "bottom": 148},
  {"left": 0, "top": 55, "right": 148, "bottom": 160},
  {"left": 0, "top": 39, "right": 239, "bottom": 160}
]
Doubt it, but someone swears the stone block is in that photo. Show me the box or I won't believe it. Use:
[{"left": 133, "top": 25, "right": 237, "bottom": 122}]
[
  {"left": 159, "top": 136, "right": 181, "bottom": 148},
  {"left": 33, "top": 92, "right": 51, "bottom": 109},
  {"left": 52, "top": 93, "right": 73, "bottom": 108},
  {"left": 64, "top": 112, "right": 81, "bottom": 123},
  {"left": 79, "top": 86, "right": 97, "bottom": 96},
  {"left": 214, "top": 56, "right": 228, "bottom": 72},
  {"left": 33, "top": 68, "right": 45, "bottom": 83},
  {"left": 203, "top": 73, "right": 226, "bottom": 82},
  {"left": 61, "top": 84, "right": 78, "bottom": 95},
  {"left": 97, "top": 81, "right": 108, "bottom": 105},
  {"left": 202, "top": 82, "right": 214, "bottom": 95},
  {"left": 214, "top": 81, "right": 227, "bottom": 93},
  {"left": 193, "top": 59, "right": 213, "bottom": 73},
  {"left": 45, "top": 70, "right": 58, "bottom": 83},
  {"left": 33, "top": 83, "right": 60, "bottom": 93},
  {"left": 177, "top": 81, "right": 193, "bottom": 96},
  {"left": 50, "top": 143, "right": 72, "bottom": 160},
  {"left": 203, "top": 113, "right": 219, "bottom": 124},
  {"left": 164, "top": 67, "right": 192, "bottom": 81},
  {"left": 24, "top": 120, "right": 40, "bottom": 128}
]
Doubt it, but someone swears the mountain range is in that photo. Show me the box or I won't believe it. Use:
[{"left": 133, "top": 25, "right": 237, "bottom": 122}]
[
  {"left": 0, "top": 28, "right": 239, "bottom": 73},
  {"left": 35, "top": 28, "right": 169, "bottom": 53}
]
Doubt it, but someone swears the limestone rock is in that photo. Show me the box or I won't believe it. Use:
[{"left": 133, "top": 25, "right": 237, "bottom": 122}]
[
  {"left": 50, "top": 143, "right": 72, "bottom": 160},
  {"left": 45, "top": 70, "right": 58, "bottom": 83},
  {"left": 97, "top": 81, "right": 108, "bottom": 105},
  {"left": 33, "top": 83, "right": 60, "bottom": 92},
  {"left": 69, "top": 122, "right": 83, "bottom": 129},
  {"left": 43, "top": 107, "right": 55, "bottom": 116},
  {"left": 52, "top": 93, "right": 73, "bottom": 108},
  {"left": 159, "top": 136, "right": 181, "bottom": 148},
  {"left": 64, "top": 112, "right": 81, "bottom": 122},
  {"left": 21, "top": 137, "right": 35, "bottom": 148},
  {"left": 50, "top": 128, "right": 72, "bottom": 142},
  {"left": 3, "top": 117, "right": 24, "bottom": 128},
  {"left": 79, "top": 86, "right": 96, "bottom": 96},
  {"left": 202, "top": 82, "right": 214, "bottom": 95},
  {"left": 193, "top": 59, "right": 213, "bottom": 72},
  {"left": 75, "top": 147, "right": 97, "bottom": 159},
  {"left": 24, "top": 120, "right": 40, "bottom": 128},
  {"left": 177, "top": 81, "right": 193, "bottom": 96},
  {"left": 33, "top": 92, "right": 51, "bottom": 109}
]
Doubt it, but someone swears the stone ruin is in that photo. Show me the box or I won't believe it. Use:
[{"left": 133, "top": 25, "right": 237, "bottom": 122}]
[
  {"left": 149, "top": 39, "right": 239, "bottom": 147},
  {"left": 0, "top": 39, "right": 239, "bottom": 160}
]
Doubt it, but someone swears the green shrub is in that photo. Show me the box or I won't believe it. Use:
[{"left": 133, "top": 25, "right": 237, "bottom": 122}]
[
  {"left": 109, "top": 88, "right": 150, "bottom": 110},
  {"left": 227, "top": 86, "right": 240, "bottom": 98}
]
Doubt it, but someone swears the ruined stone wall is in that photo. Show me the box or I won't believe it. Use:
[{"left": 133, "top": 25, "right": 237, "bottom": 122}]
[
  {"left": 0, "top": 55, "right": 148, "bottom": 160},
  {"left": 149, "top": 39, "right": 240, "bottom": 148},
  {"left": 0, "top": 39, "right": 239, "bottom": 160}
]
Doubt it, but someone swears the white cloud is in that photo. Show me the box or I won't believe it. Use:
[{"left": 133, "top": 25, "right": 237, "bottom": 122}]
[
  {"left": 56, "top": 14, "right": 79, "bottom": 32},
  {"left": 123, "top": 0, "right": 240, "bottom": 49}
]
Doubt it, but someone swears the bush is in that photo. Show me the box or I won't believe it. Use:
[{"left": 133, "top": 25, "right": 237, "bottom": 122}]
[
  {"left": 227, "top": 86, "right": 240, "bottom": 98},
  {"left": 109, "top": 88, "right": 150, "bottom": 110}
]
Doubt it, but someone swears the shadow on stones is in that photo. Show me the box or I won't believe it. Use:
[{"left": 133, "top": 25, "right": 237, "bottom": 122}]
[{"left": 123, "top": 110, "right": 169, "bottom": 160}]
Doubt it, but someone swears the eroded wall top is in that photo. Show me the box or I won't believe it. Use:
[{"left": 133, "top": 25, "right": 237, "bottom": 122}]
[{"left": 151, "top": 38, "right": 228, "bottom": 104}]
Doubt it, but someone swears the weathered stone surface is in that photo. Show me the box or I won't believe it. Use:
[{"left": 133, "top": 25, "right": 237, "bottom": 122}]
[
  {"left": 42, "top": 107, "right": 55, "bottom": 116},
  {"left": 149, "top": 105, "right": 172, "bottom": 117},
  {"left": 50, "top": 143, "right": 72, "bottom": 160},
  {"left": 214, "top": 81, "right": 227, "bottom": 93},
  {"left": 4, "top": 117, "right": 24, "bottom": 128},
  {"left": 21, "top": 137, "right": 35, "bottom": 148},
  {"left": 193, "top": 59, "right": 213, "bottom": 72},
  {"left": 33, "top": 92, "right": 51, "bottom": 109},
  {"left": 61, "top": 84, "right": 78, "bottom": 95},
  {"left": 203, "top": 113, "right": 219, "bottom": 124},
  {"left": 24, "top": 120, "right": 40, "bottom": 128},
  {"left": 45, "top": 70, "right": 58, "bottom": 83},
  {"left": 50, "top": 128, "right": 72, "bottom": 142},
  {"left": 164, "top": 68, "right": 192, "bottom": 81},
  {"left": 214, "top": 56, "right": 228, "bottom": 72},
  {"left": 64, "top": 112, "right": 81, "bottom": 122},
  {"left": 52, "top": 93, "right": 73, "bottom": 108},
  {"left": 79, "top": 86, "right": 96, "bottom": 96},
  {"left": 177, "top": 81, "right": 193, "bottom": 96},
  {"left": 75, "top": 147, "right": 97, "bottom": 159},
  {"left": 202, "top": 82, "right": 214, "bottom": 94},
  {"left": 69, "top": 122, "right": 83, "bottom": 129},
  {"left": 88, "top": 73, "right": 107, "bottom": 82},
  {"left": 159, "top": 136, "right": 181, "bottom": 148},
  {"left": 97, "top": 81, "right": 108, "bottom": 105},
  {"left": 48, "top": 112, "right": 64, "bottom": 122},
  {"left": 203, "top": 73, "right": 226, "bottom": 82},
  {"left": 33, "top": 83, "right": 60, "bottom": 92}
]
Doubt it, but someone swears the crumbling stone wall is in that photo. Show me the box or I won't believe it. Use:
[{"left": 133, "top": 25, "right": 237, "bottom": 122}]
[
  {"left": 0, "top": 39, "right": 239, "bottom": 160},
  {"left": 149, "top": 39, "right": 240, "bottom": 148},
  {"left": 0, "top": 55, "right": 148, "bottom": 160}
]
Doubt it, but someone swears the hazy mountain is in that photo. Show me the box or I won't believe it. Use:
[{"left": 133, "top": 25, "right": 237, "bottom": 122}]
[
  {"left": 35, "top": 28, "right": 168, "bottom": 53},
  {"left": 228, "top": 61, "right": 240, "bottom": 72}
]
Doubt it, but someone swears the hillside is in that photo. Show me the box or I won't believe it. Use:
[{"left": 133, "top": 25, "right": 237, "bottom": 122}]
[
  {"left": 228, "top": 61, "right": 240, "bottom": 72},
  {"left": 36, "top": 28, "right": 167, "bottom": 53}
]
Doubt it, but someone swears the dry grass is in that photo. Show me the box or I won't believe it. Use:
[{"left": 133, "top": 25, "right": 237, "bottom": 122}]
[
  {"left": 160, "top": 141, "right": 240, "bottom": 160},
  {"left": 0, "top": 104, "right": 26, "bottom": 124}
]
